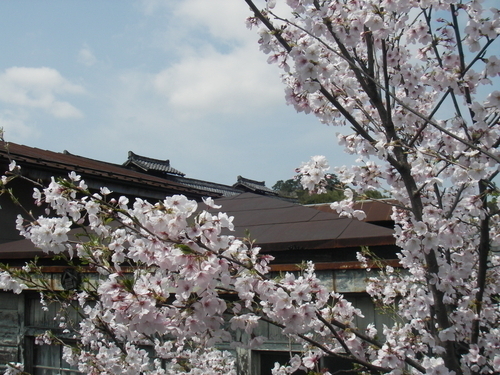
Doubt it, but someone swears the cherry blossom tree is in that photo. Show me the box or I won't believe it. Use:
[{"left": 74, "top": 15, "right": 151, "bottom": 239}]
[
  {"left": 1, "top": 0, "right": 500, "bottom": 374},
  {"left": 243, "top": 1, "right": 500, "bottom": 375}
]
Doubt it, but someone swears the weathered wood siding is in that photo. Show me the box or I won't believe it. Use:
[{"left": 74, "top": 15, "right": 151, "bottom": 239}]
[{"left": 0, "top": 292, "right": 23, "bottom": 372}]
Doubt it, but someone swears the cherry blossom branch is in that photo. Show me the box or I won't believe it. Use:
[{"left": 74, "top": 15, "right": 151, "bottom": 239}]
[
  {"left": 409, "top": 30, "right": 496, "bottom": 147},
  {"left": 471, "top": 180, "right": 491, "bottom": 347},
  {"left": 259, "top": 315, "right": 391, "bottom": 374},
  {"left": 255, "top": 3, "right": 500, "bottom": 165},
  {"left": 422, "top": 8, "right": 465, "bottom": 123},
  {"left": 244, "top": 0, "right": 291, "bottom": 53},
  {"left": 450, "top": 4, "right": 475, "bottom": 125},
  {"left": 315, "top": 311, "right": 427, "bottom": 374}
]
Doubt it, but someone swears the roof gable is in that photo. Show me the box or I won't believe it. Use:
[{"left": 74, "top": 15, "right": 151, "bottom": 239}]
[
  {"left": 232, "top": 176, "right": 277, "bottom": 195},
  {"left": 123, "top": 151, "right": 185, "bottom": 176}
]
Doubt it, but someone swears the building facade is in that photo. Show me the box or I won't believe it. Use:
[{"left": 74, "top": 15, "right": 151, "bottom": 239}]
[{"left": 0, "top": 143, "right": 397, "bottom": 374}]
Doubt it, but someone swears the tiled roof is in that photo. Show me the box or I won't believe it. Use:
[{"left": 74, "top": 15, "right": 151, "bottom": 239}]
[
  {"left": 0, "top": 142, "right": 210, "bottom": 198},
  {"left": 308, "top": 199, "right": 395, "bottom": 224},
  {"left": 123, "top": 151, "right": 185, "bottom": 176},
  {"left": 211, "top": 193, "right": 395, "bottom": 252},
  {"left": 167, "top": 175, "right": 243, "bottom": 197},
  {"left": 0, "top": 143, "right": 288, "bottom": 201},
  {"left": 233, "top": 175, "right": 277, "bottom": 195},
  {"left": 120, "top": 153, "right": 247, "bottom": 197},
  {"left": 120, "top": 152, "right": 283, "bottom": 198},
  {"left": 121, "top": 153, "right": 281, "bottom": 198},
  {"left": 0, "top": 192, "right": 396, "bottom": 260}
]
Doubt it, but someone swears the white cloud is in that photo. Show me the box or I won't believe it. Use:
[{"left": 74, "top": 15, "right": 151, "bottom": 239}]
[
  {"left": 153, "top": 46, "right": 283, "bottom": 118},
  {"left": 77, "top": 45, "right": 97, "bottom": 66},
  {"left": 0, "top": 67, "right": 85, "bottom": 118},
  {"left": 174, "top": 0, "right": 255, "bottom": 43},
  {"left": 140, "top": 0, "right": 251, "bottom": 43}
]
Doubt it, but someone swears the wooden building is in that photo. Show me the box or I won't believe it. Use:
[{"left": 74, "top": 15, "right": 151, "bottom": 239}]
[{"left": 0, "top": 142, "right": 397, "bottom": 374}]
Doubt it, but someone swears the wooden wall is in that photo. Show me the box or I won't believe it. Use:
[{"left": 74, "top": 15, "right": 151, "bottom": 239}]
[{"left": 0, "top": 292, "right": 23, "bottom": 373}]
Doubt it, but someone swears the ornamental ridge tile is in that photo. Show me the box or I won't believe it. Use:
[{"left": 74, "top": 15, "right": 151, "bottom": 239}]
[
  {"left": 124, "top": 151, "right": 185, "bottom": 176},
  {"left": 233, "top": 175, "right": 276, "bottom": 195}
]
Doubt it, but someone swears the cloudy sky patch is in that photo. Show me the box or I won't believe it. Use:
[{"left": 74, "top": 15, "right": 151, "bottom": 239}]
[
  {"left": 154, "top": 46, "right": 282, "bottom": 117},
  {"left": 0, "top": 1, "right": 352, "bottom": 186},
  {"left": 0, "top": 66, "right": 85, "bottom": 120},
  {"left": 77, "top": 44, "right": 98, "bottom": 67}
]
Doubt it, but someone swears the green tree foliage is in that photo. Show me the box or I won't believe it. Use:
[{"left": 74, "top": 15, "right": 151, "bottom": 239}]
[
  {"left": 273, "top": 174, "right": 345, "bottom": 204},
  {"left": 273, "top": 175, "right": 387, "bottom": 204}
]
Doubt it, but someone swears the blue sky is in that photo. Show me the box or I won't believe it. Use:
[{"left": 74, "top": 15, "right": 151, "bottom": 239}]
[{"left": 0, "top": 0, "right": 349, "bottom": 187}]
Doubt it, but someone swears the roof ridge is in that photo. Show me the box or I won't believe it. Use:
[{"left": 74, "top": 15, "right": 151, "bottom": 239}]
[
  {"left": 0, "top": 141, "right": 205, "bottom": 194},
  {"left": 124, "top": 151, "right": 185, "bottom": 177},
  {"left": 127, "top": 151, "right": 170, "bottom": 165},
  {"left": 236, "top": 175, "right": 266, "bottom": 186}
]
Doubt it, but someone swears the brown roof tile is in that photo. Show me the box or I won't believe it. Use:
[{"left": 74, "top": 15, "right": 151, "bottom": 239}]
[
  {"left": 0, "top": 193, "right": 395, "bottom": 260},
  {"left": 213, "top": 193, "right": 395, "bottom": 251},
  {"left": 308, "top": 199, "right": 395, "bottom": 223}
]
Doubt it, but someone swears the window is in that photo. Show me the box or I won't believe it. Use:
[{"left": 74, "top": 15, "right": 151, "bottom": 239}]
[
  {"left": 24, "top": 294, "right": 81, "bottom": 375},
  {"left": 26, "top": 337, "right": 80, "bottom": 375}
]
